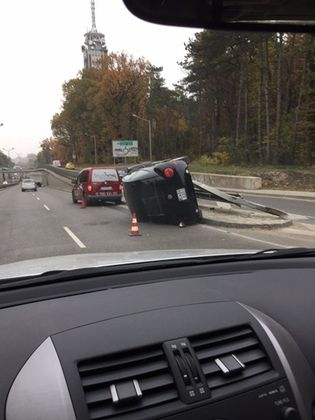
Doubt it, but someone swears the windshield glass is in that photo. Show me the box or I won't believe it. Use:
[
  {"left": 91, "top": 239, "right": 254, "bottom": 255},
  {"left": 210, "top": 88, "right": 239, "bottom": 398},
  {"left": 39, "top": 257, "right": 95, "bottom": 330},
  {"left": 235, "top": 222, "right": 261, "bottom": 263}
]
[
  {"left": 0, "top": 0, "right": 314, "bottom": 276},
  {"left": 92, "top": 169, "right": 119, "bottom": 182}
]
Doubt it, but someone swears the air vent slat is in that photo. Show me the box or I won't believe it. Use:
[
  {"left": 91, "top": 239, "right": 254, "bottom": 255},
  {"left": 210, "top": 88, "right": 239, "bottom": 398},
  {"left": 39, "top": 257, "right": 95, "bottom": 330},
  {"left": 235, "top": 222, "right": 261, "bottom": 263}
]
[
  {"left": 78, "top": 348, "right": 164, "bottom": 373},
  {"left": 190, "top": 325, "right": 276, "bottom": 398},
  {"left": 140, "top": 373, "right": 175, "bottom": 392},
  {"left": 195, "top": 336, "right": 259, "bottom": 361},
  {"left": 236, "top": 348, "right": 266, "bottom": 364},
  {"left": 207, "top": 360, "right": 272, "bottom": 389},
  {"left": 85, "top": 387, "right": 111, "bottom": 404},
  {"left": 88, "top": 386, "right": 178, "bottom": 420},
  {"left": 78, "top": 345, "right": 178, "bottom": 419},
  {"left": 192, "top": 327, "right": 253, "bottom": 349},
  {"left": 81, "top": 358, "right": 169, "bottom": 387},
  {"left": 84, "top": 373, "right": 175, "bottom": 405}
]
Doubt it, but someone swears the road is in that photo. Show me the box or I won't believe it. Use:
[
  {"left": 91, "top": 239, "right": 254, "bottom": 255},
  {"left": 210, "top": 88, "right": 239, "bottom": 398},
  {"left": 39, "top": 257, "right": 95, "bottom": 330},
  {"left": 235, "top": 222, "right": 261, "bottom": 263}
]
[{"left": 0, "top": 185, "right": 314, "bottom": 266}]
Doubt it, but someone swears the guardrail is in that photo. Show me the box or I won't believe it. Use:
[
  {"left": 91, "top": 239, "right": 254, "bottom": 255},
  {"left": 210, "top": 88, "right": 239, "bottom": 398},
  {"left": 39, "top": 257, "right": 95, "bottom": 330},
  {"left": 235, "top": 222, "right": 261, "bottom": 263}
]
[{"left": 0, "top": 180, "right": 20, "bottom": 189}]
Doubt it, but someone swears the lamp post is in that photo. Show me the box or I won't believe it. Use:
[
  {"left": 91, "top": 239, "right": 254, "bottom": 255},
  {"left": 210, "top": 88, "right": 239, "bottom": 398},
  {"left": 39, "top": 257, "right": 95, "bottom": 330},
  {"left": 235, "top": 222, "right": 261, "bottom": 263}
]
[
  {"left": 131, "top": 114, "right": 152, "bottom": 161},
  {"left": 2, "top": 147, "right": 14, "bottom": 159},
  {"left": 93, "top": 135, "right": 97, "bottom": 165}
]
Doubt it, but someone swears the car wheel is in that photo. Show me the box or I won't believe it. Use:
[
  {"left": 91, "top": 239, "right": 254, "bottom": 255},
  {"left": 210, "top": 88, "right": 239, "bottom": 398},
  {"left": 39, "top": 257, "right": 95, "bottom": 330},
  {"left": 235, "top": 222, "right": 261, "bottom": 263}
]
[
  {"left": 114, "top": 198, "right": 122, "bottom": 205},
  {"left": 34, "top": 188, "right": 37, "bottom": 192},
  {"left": 72, "top": 192, "right": 78, "bottom": 204},
  {"left": 21, "top": 189, "right": 24, "bottom": 192}
]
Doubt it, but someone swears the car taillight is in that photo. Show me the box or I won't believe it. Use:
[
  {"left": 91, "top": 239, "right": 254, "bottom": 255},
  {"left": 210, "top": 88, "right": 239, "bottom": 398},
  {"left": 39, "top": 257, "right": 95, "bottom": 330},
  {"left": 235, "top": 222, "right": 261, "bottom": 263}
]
[
  {"left": 87, "top": 184, "right": 93, "bottom": 192},
  {"left": 119, "top": 184, "right": 123, "bottom": 191},
  {"left": 164, "top": 167, "right": 174, "bottom": 178}
]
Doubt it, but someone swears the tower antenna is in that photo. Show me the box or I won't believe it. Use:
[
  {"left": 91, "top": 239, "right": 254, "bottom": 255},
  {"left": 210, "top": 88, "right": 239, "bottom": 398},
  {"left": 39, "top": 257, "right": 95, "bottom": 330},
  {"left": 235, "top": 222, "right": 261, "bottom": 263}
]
[{"left": 91, "top": 0, "right": 97, "bottom": 32}]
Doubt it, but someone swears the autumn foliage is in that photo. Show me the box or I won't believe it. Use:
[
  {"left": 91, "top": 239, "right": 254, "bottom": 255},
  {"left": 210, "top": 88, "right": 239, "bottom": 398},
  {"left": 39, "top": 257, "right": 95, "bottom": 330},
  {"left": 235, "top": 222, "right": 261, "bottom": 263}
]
[{"left": 38, "top": 34, "right": 315, "bottom": 167}]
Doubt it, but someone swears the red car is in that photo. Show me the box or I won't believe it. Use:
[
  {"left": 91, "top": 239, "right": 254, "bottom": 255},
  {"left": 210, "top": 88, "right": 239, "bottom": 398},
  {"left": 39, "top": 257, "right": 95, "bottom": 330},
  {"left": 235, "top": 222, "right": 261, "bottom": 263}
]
[{"left": 72, "top": 167, "right": 122, "bottom": 205}]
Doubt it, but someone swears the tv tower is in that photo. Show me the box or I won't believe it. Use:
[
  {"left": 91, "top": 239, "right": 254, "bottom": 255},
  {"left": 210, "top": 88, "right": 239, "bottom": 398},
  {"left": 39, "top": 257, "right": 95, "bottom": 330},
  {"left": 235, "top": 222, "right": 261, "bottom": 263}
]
[{"left": 82, "top": 0, "right": 107, "bottom": 69}]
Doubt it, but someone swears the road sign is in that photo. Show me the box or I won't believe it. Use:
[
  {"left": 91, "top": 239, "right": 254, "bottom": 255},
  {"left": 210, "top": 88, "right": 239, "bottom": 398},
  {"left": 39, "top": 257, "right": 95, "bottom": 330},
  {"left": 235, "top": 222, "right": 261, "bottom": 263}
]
[{"left": 112, "top": 140, "right": 138, "bottom": 157}]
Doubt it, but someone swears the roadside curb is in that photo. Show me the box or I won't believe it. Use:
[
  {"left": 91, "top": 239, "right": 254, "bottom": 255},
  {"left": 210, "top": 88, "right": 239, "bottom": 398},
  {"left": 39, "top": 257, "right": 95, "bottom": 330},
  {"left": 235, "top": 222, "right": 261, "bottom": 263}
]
[
  {"left": 199, "top": 204, "right": 293, "bottom": 229},
  {"left": 220, "top": 187, "right": 315, "bottom": 200}
]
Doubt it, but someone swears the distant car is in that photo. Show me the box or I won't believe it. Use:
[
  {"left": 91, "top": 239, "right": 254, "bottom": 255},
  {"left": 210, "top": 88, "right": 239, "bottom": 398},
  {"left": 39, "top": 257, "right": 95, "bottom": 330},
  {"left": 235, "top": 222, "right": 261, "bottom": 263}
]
[
  {"left": 72, "top": 167, "right": 122, "bottom": 205},
  {"left": 65, "top": 162, "right": 75, "bottom": 170},
  {"left": 21, "top": 179, "right": 37, "bottom": 192}
]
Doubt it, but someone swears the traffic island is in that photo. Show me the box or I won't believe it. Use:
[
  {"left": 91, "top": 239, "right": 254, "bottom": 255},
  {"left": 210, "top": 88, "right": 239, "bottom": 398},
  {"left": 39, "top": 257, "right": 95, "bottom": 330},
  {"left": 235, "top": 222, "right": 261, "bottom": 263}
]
[{"left": 199, "top": 200, "right": 293, "bottom": 229}]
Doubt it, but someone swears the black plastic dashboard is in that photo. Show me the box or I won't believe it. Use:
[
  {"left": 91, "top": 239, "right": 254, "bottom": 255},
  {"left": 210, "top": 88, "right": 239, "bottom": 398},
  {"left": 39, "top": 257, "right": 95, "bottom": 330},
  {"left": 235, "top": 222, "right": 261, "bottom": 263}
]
[{"left": 2, "top": 257, "right": 315, "bottom": 420}]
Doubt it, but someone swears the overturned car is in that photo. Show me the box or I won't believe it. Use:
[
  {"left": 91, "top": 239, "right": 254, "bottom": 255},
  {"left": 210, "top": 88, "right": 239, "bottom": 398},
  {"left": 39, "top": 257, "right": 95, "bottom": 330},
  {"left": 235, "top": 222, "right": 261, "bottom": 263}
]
[{"left": 123, "top": 157, "right": 201, "bottom": 225}]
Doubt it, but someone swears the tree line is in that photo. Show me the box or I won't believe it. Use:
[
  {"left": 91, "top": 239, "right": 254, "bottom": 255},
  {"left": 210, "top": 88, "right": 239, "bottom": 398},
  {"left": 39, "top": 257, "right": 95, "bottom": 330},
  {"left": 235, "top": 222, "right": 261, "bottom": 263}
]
[
  {"left": 38, "top": 31, "right": 315, "bottom": 167},
  {"left": 0, "top": 151, "right": 13, "bottom": 168}
]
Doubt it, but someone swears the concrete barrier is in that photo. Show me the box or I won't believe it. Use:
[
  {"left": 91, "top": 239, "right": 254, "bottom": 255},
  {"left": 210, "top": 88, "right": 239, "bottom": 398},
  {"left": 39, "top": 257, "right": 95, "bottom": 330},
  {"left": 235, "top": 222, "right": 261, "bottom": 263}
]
[
  {"left": 191, "top": 172, "right": 262, "bottom": 190},
  {"left": 35, "top": 169, "right": 72, "bottom": 193}
]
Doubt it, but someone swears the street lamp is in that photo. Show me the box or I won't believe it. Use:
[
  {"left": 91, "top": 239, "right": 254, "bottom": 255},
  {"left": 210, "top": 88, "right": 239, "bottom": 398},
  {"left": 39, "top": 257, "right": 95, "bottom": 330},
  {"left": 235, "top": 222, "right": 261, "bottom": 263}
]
[
  {"left": 2, "top": 147, "right": 14, "bottom": 159},
  {"left": 131, "top": 114, "right": 152, "bottom": 161},
  {"left": 93, "top": 135, "right": 97, "bottom": 165}
]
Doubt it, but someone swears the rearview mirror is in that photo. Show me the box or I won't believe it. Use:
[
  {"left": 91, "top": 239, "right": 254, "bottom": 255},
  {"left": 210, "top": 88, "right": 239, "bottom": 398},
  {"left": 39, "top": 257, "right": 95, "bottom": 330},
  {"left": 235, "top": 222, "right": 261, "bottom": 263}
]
[{"left": 123, "top": 0, "right": 315, "bottom": 32}]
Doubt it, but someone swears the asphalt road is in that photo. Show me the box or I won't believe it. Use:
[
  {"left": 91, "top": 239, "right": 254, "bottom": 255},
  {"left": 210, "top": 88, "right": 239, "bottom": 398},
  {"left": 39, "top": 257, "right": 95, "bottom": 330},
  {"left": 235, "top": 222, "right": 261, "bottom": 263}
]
[
  {"left": 243, "top": 192, "right": 315, "bottom": 221},
  {"left": 0, "top": 185, "right": 315, "bottom": 265}
]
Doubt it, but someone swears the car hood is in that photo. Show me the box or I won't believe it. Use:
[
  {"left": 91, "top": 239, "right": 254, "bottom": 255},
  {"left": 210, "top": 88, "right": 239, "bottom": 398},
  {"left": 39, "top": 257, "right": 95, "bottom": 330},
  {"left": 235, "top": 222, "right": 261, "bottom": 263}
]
[{"left": 0, "top": 249, "right": 254, "bottom": 279}]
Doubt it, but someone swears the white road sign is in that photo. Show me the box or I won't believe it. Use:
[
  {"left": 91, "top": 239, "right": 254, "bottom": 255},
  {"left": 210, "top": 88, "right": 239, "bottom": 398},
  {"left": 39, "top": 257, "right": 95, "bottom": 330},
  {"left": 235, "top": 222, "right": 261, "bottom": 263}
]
[{"left": 112, "top": 140, "right": 138, "bottom": 157}]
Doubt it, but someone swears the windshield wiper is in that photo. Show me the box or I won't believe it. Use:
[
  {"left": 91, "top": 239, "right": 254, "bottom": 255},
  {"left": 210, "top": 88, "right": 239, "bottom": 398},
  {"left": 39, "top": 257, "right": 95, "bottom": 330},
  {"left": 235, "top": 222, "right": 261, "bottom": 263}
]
[{"left": 253, "top": 247, "right": 315, "bottom": 258}]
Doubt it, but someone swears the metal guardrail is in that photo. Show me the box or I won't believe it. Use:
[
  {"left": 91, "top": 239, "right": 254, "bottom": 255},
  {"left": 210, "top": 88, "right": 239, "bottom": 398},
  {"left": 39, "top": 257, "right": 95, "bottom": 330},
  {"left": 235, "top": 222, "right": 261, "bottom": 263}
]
[
  {"left": 193, "top": 180, "right": 289, "bottom": 219},
  {"left": 0, "top": 180, "right": 20, "bottom": 189}
]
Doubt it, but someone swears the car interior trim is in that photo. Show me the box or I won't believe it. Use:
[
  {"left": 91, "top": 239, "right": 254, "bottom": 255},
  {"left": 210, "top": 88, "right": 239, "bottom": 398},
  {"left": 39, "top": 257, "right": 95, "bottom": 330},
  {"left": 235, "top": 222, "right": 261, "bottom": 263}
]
[
  {"left": 239, "top": 302, "right": 308, "bottom": 420},
  {"left": 6, "top": 337, "right": 76, "bottom": 420}
]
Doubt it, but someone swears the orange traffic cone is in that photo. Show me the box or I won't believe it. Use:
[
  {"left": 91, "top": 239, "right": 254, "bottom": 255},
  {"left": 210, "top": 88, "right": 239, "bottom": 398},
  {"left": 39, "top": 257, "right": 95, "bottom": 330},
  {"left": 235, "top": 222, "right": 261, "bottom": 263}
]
[
  {"left": 129, "top": 212, "right": 142, "bottom": 236},
  {"left": 80, "top": 195, "right": 86, "bottom": 209}
]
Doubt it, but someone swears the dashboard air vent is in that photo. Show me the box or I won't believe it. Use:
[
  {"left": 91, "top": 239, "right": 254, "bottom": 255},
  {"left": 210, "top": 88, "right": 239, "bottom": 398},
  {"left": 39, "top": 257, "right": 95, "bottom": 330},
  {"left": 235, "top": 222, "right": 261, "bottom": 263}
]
[
  {"left": 78, "top": 344, "right": 178, "bottom": 419},
  {"left": 190, "top": 326, "right": 274, "bottom": 395}
]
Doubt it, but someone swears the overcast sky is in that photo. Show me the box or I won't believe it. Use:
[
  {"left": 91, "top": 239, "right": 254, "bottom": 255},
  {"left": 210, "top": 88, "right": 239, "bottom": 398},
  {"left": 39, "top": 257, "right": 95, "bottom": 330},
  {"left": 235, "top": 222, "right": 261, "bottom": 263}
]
[{"left": 0, "top": 0, "right": 197, "bottom": 157}]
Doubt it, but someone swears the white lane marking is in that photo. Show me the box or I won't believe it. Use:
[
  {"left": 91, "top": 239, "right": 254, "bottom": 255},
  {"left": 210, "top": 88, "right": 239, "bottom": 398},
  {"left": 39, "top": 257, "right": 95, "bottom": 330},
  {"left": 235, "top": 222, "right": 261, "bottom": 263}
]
[
  {"left": 63, "top": 226, "right": 86, "bottom": 249},
  {"left": 43, "top": 204, "right": 50, "bottom": 211},
  {"left": 32, "top": 193, "right": 35, "bottom": 196},
  {"left": 36, "top": 197, "right": 40, "bottom": 201},
  {"left": 202, "top": 224, "right": 289, "bottom": 248}
]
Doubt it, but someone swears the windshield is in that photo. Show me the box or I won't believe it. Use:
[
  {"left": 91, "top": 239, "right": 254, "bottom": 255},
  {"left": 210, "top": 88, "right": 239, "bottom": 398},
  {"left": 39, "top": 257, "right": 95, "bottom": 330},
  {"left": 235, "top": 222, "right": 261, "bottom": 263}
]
[{"left": 0, "top": 0, "right": 314, "bottom": 276}]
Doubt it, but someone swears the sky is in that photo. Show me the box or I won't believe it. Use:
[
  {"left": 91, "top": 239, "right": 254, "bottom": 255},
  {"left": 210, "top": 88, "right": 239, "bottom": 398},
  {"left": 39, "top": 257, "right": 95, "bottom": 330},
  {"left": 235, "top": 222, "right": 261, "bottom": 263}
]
[{"left": 0, "top": 0, "right": 197, "bottom": 157}]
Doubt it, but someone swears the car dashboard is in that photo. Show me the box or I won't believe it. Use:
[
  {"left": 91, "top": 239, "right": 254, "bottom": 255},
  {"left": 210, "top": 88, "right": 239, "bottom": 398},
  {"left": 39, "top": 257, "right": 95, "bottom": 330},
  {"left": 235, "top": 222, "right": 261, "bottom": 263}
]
[{"left": 2, "top": 257, "right": 315, "bottom": 420}]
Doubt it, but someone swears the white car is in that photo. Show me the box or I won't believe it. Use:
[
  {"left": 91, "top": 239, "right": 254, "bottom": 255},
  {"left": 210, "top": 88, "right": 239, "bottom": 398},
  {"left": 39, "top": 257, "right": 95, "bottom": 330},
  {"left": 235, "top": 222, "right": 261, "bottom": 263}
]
[{"left": 21, "top": 178, "right": 37, "bottom": 192}]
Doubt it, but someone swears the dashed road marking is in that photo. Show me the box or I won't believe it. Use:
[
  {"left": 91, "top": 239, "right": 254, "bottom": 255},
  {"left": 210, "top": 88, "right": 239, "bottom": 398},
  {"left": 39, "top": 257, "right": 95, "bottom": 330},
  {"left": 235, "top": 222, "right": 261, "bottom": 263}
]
[
  {"left": 36, "top": 197, "right": 40, "bottom": 201},
  {"left": 43, "top": 204, "right": 50, "bottom": 211},
  {"left": 63, "top": 226, "right": 86, "bottom": 249},
  {"left": 202, "top": 224, "right": 288, "bottom": 248}
]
